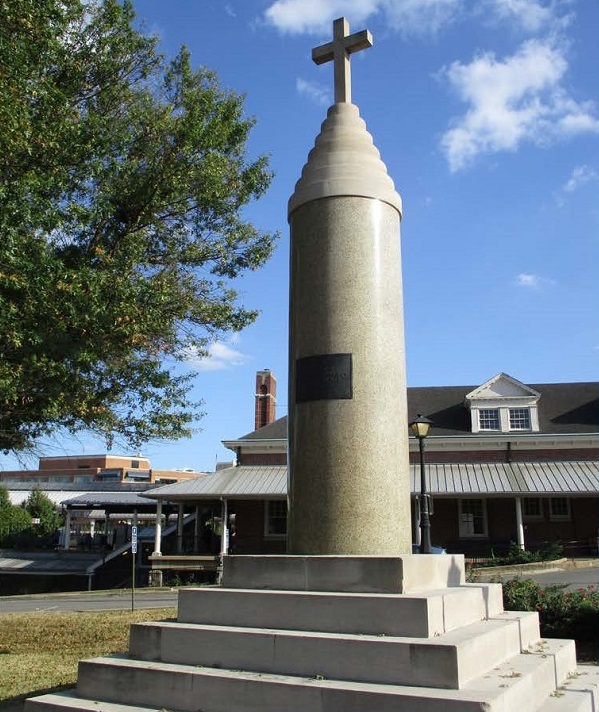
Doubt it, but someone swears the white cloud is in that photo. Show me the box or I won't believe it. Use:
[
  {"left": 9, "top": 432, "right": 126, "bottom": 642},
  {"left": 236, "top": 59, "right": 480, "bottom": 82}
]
[
  {"left": 485, "top": 0, "right": 558, "bottom": 33},
  {"left": 384, "top": 0, "right": 464, "bottom": 35},
  {"left": 264, "top": 0, "right": 379, "bottom": 35},
  {"left": 263, "top": 0, "right": 567, "bottom": 36},
  {"left": 554, "top": 164, "right": 599, "bottom": 205},
  {"left": 440, "top": 40, "right": 599, "bottom": 172},
  {"left": 516, "top": 272, "right": 540, "bottom": 288},
  {"left": 515, "top": 272, "right": 555, "bottom": 289},
  {"left": 184, "top": 339, "right": 249, "bottom": 371},
  {"left": 562, "top": 165, "right": 598, "bottom": 193},
  {"left": 296, "top": 77, "right": 330, "bottom": 105},
  {"left": 264, "top": 0, "right": 463, "bottom": 37}
]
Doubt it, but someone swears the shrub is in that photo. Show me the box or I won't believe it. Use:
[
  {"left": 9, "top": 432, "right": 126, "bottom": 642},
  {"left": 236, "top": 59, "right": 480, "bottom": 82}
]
[
  {"left": 502, "top": 578, "right": 599, "bottom": 661},
  {"left": 476, "top": 541, "right": 564, "bottom": 567}
]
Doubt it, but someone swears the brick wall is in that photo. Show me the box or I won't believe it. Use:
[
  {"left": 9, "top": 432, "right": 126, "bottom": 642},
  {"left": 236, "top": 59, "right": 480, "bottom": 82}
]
[
  {"left": 228, "top": 499, "right": 286, "bottom": 555},
  {"left": 238, "top": 452, "right": 287, "bottom": 466},
  {"left": 409, "top": 448, "right": 597, "bottom": 464}
]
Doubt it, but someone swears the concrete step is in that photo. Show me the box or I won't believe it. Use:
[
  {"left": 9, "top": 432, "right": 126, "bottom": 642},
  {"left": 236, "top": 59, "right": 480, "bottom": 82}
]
[
  {"left": 26, "top": 692, "right": 156, "bottom": 712},
  {"left": 26, "top": 660, "right": 599, "bottom": 712},
  {"left": 488, "top": 610, "right": 540, "bottom": 649},
  {"left": 177, "top": 582, "right": 504, "bottom": 637},
  {"left": 129, "top": 615, "right": 533, "bottom": 689},
  {"left": 539, "top": 666, "right": 599, "bottom": 712},
  {"left": 63, "top": 638, "right": 575, "bottom": 712}
]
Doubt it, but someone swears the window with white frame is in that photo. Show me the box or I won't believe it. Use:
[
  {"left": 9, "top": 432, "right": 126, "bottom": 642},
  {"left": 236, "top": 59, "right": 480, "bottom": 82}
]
[
  {"left": 458, "top": 499, "right": 488, "bottom": 537},
  {"left": 522, "top": 497, "right": 543, "bottom": 519},
  {"left": 479, "top": 409, "right": 500, "bottom": 430},
  {"left": 549, "top": 497, "right": 570, "bottom": 520},
  {"left": 509, "top": 408, "right": 531, "bottom": 430},
  {"left": 264, "top": 500, "right": 287, "bottom": 537}
]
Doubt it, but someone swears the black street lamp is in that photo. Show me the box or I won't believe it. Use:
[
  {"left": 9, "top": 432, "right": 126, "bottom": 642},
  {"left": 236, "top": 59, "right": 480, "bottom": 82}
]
[{"left": 409, "top": 414, "right": 433, "bottom": 554}]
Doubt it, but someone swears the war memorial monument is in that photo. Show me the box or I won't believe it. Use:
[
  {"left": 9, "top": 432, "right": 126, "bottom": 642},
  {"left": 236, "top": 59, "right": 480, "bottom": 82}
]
[{"left": 26, "top": 17, "right": 599, "bottom": 712}]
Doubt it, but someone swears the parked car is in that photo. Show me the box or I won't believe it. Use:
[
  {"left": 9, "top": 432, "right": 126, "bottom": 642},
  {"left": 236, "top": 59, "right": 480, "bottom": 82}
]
[{"left": 412, "top": 544, "right": 447, "bottom": 554}]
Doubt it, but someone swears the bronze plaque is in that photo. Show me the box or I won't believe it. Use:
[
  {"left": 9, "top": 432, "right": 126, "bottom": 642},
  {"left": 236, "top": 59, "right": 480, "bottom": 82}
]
[{"left": 296, "top": 353, "right": 353, "bottom": 402}]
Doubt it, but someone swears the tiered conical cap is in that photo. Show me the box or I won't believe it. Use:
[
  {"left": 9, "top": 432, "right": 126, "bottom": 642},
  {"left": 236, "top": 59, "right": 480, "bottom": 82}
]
[{"left": 288, "top": 102, "right": 402, "bottom": 218}]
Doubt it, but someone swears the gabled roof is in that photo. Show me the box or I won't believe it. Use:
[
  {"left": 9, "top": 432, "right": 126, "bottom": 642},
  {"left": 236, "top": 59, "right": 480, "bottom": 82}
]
[
  {"left": 238, "top": 417, "right": 287, "bottom": 441},
  {"left": 408, "top": 381, "right": 596, "bottom": 436},
  {"left": 235, "top": 381, "right": 599, "bottom": 441},
  {"left": 465, "top": 373, "right": 541, "bottom": 401}
]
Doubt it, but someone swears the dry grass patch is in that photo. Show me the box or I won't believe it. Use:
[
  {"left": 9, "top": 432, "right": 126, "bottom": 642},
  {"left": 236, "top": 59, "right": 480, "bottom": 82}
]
[{"left": 0, "top": 608, "right": 176, "bottom": 702}]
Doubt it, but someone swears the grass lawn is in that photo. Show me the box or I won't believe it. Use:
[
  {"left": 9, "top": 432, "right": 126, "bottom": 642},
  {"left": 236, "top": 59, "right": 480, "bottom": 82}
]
[{"left": 0, "top": 608, "right": 176, "bottom": 704}]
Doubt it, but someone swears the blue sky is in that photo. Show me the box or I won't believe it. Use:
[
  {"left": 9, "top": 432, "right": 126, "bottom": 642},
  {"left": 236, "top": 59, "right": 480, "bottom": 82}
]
[{"left": 2, "top": 0, "right": 598, "bottom": 473}]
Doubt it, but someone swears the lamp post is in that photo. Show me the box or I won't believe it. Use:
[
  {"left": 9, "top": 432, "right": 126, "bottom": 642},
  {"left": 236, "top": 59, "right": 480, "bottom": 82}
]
[{"left": 409, "top": 414, "right": 433, "bottom": 554}]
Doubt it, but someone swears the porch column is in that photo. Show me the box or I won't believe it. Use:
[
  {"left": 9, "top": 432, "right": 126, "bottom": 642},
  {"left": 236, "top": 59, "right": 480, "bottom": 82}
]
[
  {"left": 193, "top": 505, "right": 200, "bottom": 553},
  {"left": 105, "top": 511, "right": 110, "bottom": 548},
  {"left": 177, "top": 503, "right": 184, "bottom": 554},
  {"left": 515, "top": 497, "right": 525, "bottom": 550},
  {"left": 153, "top": 499, "right": 163, "bottom": 556},
  {"left": 63, "top": 509, "right": 72, "bottom": 550},
  {"left": 220, "top": 498, "right": 229, "bottom": 557}
]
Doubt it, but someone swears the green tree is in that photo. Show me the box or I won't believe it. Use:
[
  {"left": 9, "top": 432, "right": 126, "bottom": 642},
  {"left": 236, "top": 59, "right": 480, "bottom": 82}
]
[
  {"left": 0, "top": 486, "right": 32, "bottom": 543},
  {"left": 0, "top": 0, "right": 277, "bottom": 454},
  {"left": 23, "top": 486, "right": 63, "bottom": 535}
]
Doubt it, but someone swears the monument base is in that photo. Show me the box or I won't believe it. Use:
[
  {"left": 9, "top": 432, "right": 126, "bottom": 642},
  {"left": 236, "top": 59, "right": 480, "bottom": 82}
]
[
  {"left": 25, "top": 554, "right": 599, "bottom": 712},
  {"left": 221, "top": 553, "right": 465, "bottom": 593}
]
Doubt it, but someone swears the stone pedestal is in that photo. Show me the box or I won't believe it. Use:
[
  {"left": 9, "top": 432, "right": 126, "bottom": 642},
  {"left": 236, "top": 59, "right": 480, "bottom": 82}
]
[{"left": 25, "top": 556, "right": 599, "bottom": 712}]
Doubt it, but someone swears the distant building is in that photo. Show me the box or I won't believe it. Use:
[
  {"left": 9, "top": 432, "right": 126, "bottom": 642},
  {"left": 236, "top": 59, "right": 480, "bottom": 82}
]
[
  {"left": 147, "top": 371, "right": 599, "bottom": 560},
  {"left": 0, "top": 454, "right": 200, "bottom": 487}
]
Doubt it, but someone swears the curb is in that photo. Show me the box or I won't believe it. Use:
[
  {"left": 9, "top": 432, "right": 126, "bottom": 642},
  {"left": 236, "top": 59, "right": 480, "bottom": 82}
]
[{"left": 469, "top": 557, "right": 598, "bottom": 579}]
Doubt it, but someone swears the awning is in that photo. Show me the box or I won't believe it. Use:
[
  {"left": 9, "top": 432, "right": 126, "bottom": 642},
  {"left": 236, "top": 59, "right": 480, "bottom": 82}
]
[
  {"left": 143, "top": 462, "right": 598, "bottom": 501},
  {"left": 415, "top": 461, "right": 599, "bottom": 495},
  {"left": 143, "top": 465, "right": 287, "bottom": 500}
]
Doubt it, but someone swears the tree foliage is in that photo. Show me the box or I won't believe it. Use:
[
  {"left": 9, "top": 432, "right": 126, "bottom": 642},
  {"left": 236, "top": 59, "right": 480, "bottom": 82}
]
[
  {"left": 23, "top": 486, "right": 63, "bottom": 534},
  {"left": 0, "top": 486, "right": 32, "bottom": 543},
  {"left": 0, "top": 0, "right": 277, "bottom": 453}
]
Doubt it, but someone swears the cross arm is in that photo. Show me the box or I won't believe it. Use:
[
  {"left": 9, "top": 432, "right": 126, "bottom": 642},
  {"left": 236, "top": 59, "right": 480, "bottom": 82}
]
[{"left": 312, "top": 30, "right": 373, "bottom": 65}]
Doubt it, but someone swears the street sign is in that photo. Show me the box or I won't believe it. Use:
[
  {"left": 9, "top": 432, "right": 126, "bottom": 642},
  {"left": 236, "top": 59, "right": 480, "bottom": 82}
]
[{"left": 131, "top": 526, "right": 138, "bottom": 554}]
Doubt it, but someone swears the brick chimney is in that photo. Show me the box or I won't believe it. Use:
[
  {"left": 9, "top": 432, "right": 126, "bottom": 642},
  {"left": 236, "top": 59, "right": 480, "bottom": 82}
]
[{"left": 255, "top": 370, "right": 277, "bottom": 430}]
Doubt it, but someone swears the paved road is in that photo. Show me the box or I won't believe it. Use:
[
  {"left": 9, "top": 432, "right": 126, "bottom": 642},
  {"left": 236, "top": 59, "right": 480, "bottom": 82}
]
[
  {"left": 476, "top": 565, "right": 598, "bottom": 591},
  {"left": 0, "top": 589, "right": 178, "bottom": 614},
  {"left": 1, "top": 565, "right": 597, "bottom": 614},
  {"left": 508, "top": 566, "right": 597, "bottom": 591}
]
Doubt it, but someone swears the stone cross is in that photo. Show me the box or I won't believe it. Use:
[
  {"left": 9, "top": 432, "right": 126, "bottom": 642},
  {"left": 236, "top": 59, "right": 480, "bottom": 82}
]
[{"left": 312, "top": 17, "right": 373, "bottom": 104}]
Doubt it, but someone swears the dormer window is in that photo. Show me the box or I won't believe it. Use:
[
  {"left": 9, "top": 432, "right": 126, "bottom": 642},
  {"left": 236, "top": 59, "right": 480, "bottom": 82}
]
[
  {"left": 466, "top": 373, "right": 540, "bottom": 434},
  {"left": 479, "top": 409, "right": 500, "bottom": 430},
  {"left": 509, "top": 408, "right": 531, "bottom": 430}
]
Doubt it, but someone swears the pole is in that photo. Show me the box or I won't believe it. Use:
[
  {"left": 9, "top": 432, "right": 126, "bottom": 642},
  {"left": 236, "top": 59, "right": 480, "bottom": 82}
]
[
  {"left": 153, "top": 500, "right": 162, "bottom": 556},
  {"left": 131, "top": 512, "right": 138, "bottom": 612},
  {"left": 418, "top": 436, "right": 432, "bottom": 554},
  {"left": 515, "top": 497, "right": 525, "bottom": 550},
  {"left": 220, "top": 498, "right": 229, "bottom": 558}
]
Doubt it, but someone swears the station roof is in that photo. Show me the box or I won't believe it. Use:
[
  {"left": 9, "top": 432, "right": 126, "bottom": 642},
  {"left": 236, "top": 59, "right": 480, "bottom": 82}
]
[{"left": 143, "top": 461, "right": 598, "bottom": 501}]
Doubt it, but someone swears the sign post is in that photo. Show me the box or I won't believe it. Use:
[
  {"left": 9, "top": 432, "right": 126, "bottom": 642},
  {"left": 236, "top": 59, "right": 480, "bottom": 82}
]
[{"left": 131, "top": 524, "right": 138, "bottom": 612}]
